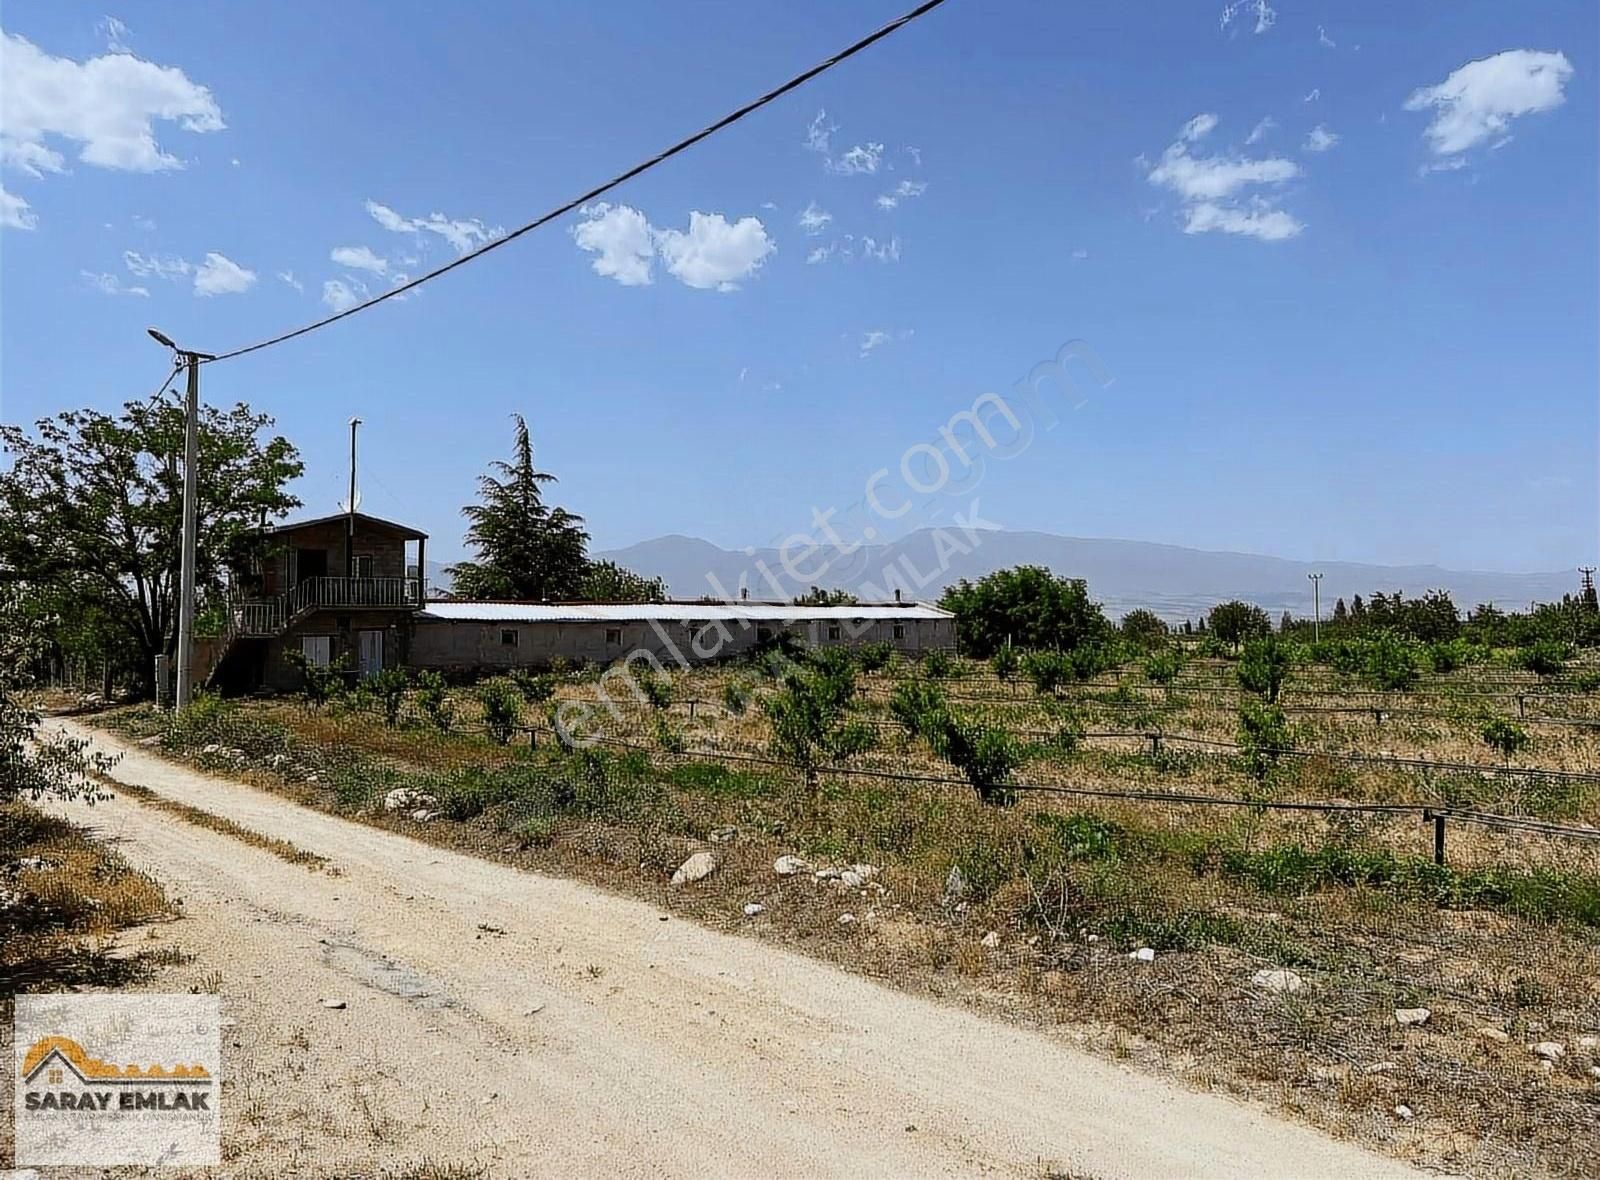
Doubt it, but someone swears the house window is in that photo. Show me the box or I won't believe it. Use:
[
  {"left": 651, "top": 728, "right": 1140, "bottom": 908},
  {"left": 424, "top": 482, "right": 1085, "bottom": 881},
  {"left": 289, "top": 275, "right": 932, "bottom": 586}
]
[
  {"left": 893, "top": 623, "right": 906, "bottom": 640},
  {"left": 606, "top": 627, "right": 623, "bottom": 645},
  {"left": 827, "top": 623, "right": 842, "bottom": 642},
  {"left": 500, "top": 628, "right": 519, "bottom": 647},
  {"left": 354, "top": 554, "right": 375, "bottom": 578},
  {"left": 757, "top": 626, "right": 773, "bottom": 643},
  {"left": 301, "top": 635, "right": 334, "bottom": 667}
]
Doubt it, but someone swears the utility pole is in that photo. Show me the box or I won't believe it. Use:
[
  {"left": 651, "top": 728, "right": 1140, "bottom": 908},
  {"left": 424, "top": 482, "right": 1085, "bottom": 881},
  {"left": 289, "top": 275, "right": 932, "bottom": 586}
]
[
  {"left": 1308, "top": 572, "right": 1323, "bottom": 642},
  {"left": 1580, "top": 566, "right": 1597, "bottom": 613},
  {"left": 148, "top": 329, "right": 214, "bottom": 709},
  {"left": 347, "top": 417, "right": 361, "bottom": 579}
]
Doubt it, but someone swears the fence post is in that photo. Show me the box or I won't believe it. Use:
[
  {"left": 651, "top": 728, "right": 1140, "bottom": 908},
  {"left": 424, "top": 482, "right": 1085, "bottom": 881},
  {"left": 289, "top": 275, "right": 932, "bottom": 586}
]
[
  {"left": 1147, "top": 730, "right": 1162, "bottom": 757},
  {"left": 1425, "top": 809, "right": 1446, "bottom": 865},
  {"left": 1517, "top": 694, "right": 1526, "bottom": 720},
  {"left": 689, "top": 698, "right": 697, "bottom": 721}
]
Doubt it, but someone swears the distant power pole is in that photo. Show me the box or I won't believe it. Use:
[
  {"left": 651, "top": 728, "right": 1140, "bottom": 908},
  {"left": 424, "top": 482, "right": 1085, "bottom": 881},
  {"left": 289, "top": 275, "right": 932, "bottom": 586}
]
[
  {"left": 1308, "top": 572, "right": 1324, "bottom": 642},
  {"left": 1581, "top": 566, "right": 1598, "bottom": 613}
]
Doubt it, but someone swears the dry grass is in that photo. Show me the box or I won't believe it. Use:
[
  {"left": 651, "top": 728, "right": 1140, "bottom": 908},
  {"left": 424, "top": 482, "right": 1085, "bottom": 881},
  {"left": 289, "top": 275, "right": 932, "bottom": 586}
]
[
  {"left": 87, "top": 656, "right": 1600, "bottom": 1179},
  {"left": 106, "top": 776, "right": 336, "bottom": 873}
]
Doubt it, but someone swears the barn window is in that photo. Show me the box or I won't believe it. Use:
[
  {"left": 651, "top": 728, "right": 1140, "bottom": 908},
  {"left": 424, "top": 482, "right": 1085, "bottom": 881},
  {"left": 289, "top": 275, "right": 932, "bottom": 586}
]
[
  {"left": 606, "top": 627, "right": 623, "bottom": 645},
  {"left": 757, "top": 626, "right": 773, "bottom": 643},
  {"left": 827, "top": 623, "right": 842, "bottom": 641},
  {"left": 500, "top": 628, "right": 518, "bottom": 647},
  {"left": 893, "top": 623, "right": 906, "bottom": 640}
]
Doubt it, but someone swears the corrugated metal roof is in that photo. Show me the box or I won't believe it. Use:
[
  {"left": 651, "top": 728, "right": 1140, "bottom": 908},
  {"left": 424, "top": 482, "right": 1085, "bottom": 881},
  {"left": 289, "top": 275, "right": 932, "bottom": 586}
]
[{"left": 418, "top": 601, "right": 953, "bottom": 624}]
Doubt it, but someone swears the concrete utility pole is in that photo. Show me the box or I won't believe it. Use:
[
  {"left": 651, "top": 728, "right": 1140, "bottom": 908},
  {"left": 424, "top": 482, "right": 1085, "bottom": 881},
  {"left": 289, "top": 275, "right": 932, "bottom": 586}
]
[
  {"left": 347, "top": 417, "right": 361, "bottom": 579},
  {"left": 1308, "top": 572, "right": 1324, "bottom": 642},
  {"left": 148, "top": 328, "right": 214, "bottom": 709}
]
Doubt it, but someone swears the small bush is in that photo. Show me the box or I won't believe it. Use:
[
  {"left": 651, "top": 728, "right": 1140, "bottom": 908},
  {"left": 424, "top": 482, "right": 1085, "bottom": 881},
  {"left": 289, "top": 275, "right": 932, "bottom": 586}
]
[
  {"left": 1238, "top": 699, "right": 1291, "bottom": 783},
  {"left": 367, "top": 668, "right": 408, "bottom": 728},
  {"left": 921, "top": 649, "right": 952, "bottom": 679},
  {"left": 1143, "top": 646, "right": 1182, "bottom": 686},
  {"left": 889, "top": 679, "right": 949, "bottom": 746},
  {"left": 1518, "top": 640, "right": 1571, "bottom": 678},
  {"left": 1022, "top": 650, "right": 1072, "bottom": 696},
  {"left": 479, "top": 678, "right": 522, "bottom": 745},
  {"left": 1481, "top": 718, "right": 1530, "bottom": 761},
  {"left": 856, "top": 642, "right": 894, "bottom": 673},
  {"left": 509, "top": 668, "right": 556, "bottom": 704},
  {"left": 285, "top": 650, "right": 348, "bottom": 710},
  {"left": 1237, "top": 635, "right": 1291, "bottom": 703},
  {"left": 941, "top": 717, "right": 1023, "bottom": 806},
  {"left": 637, "top": 670, "right": 672, "bottom": 711},
  {"left": 1362, "top": 633, "right": 1420, "bottom": 692},
  {"left": 720, "top": 680, "right": 750, "bottom": 716},
  {"left": 991, "top": 645, "right": 1020, "bottom": 683},
  {"left": 415, "top": 671, "right": 454, "bottom": 731}
]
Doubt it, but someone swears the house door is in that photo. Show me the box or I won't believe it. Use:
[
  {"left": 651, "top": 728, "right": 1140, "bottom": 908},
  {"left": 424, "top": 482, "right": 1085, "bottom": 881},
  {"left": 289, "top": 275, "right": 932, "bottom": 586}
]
[
  {"left": 296, "top": 548, "right": 328, "bottom": 586},
  {"left": 357, "top": 629, "right": 384, "bottom": 679}
]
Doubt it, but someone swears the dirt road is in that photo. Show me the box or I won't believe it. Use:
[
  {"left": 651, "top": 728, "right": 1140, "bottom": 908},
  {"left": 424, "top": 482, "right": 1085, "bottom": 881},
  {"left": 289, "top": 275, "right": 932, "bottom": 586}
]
[{"left": 42, "top": 720, "right": 1431, "bottom": 1179}]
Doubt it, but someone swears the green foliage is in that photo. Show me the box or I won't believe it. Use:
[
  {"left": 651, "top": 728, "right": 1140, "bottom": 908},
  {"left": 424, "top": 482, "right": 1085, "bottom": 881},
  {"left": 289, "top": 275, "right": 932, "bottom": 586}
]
[
  {"left": 921, "top": 648, "right": 952, "bottom": 679},
  {"left": 1206, "top": 600, "right": 1271, "bottom": 651},
  {"left": 636, "top": 670, "right": 672, "bottom": 710},
  {"left": 580, "top": 559, "right": 665, "bottom": 603},
  {"left": 761, "top": 658, "right": 873, "bottom": 793},
  {"left": 1237, "top": 699, "right": 1291, "bottom": 782},
  {"left": 792, "top": 585, "right": 858, "bottom": 606},
  {"left": 414, "top": 670, "right": 454, "bottom": 731},
  {"left": 367, "top": 667, "right": 408, "bottom": 728},
  {"left": 1022, "top": 650, "right": 1072, "bottom": 696},
  {"left": 889, "top": 679, "right": 949, "bottom": 745},
  {"left": 653, "top": 716, "right": 686, "bottom": 754},
  {"left": 0, "top": 398, "right": 303, "bottom": 696},
  {"left": 1237, "top": 635, "right": 1291, "bottom": 703},
  {"left": 1518, "top": 640, "right": 1571, "bottom": 677},
  {"left": 720, "top": 680, "right": 750, "bottom": 716},
  {"left": 1119, "top": 609, "right": 1169, "bottom": 651},
  {"left": 990, "top": 643, "right": 1020, "bottom": 682},
  {"left": 1143, "top": 646, "right": 1182, "bottom": 686},
  {"left": 508, "top": 668, "right": 557, "bottom": 704},
  {"left": 479, "top": 678, "right": 522, "bottom": 744},
  {"left": 856, "top": 642, "right": 894, "bottom": 673},
  {"left": 1362, "top": 632, "right": 1421, "bottom": 691},
  {"left": 938, "top": 565, "right": 1111, "bottom": 659},
  {"left": 1481, "top": 718, "right": 1530, "bottom": 761},
  {"left": 285, "top": 650, "right": 348, "bottom": 710},
  {"left": 940, "top": 717, "right": 1023, "bottom": 806},
  {"left": 1575, "top": 670, "right": 1600, "bottom": 693}
]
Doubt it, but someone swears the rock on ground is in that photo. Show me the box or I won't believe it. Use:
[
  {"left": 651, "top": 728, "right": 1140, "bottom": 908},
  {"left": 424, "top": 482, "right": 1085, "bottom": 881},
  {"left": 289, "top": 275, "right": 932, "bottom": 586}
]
[
  {"left": 1394, "top": 1008, "right": 1430, "bottom": 1027},
  {"left": 773, "top": 855, "right": 809, "bottom": 877},
  {"left": 671, "top": 852, "right": 719, "bottom": 887},
  {"left": 1251, "top": 968, "right": 1304, "bottom": 994}
]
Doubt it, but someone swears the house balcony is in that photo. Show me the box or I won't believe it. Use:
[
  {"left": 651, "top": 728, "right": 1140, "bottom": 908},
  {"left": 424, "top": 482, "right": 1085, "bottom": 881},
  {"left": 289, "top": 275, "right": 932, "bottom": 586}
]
[{"left": 229, "top": 576, "right": 422, "bottom": 637}]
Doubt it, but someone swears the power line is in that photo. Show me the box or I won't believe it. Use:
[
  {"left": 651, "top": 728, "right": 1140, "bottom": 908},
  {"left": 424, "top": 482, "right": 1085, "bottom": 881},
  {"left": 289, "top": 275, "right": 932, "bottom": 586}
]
[{"left": 202, "top": 0, "right": 951, "bottom": 366}]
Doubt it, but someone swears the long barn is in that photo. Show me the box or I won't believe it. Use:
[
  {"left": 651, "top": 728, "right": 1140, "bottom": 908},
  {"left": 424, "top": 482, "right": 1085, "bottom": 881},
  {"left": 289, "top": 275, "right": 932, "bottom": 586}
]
[{"left": 409, "top": 600, "right": 957, "bottom": 675}]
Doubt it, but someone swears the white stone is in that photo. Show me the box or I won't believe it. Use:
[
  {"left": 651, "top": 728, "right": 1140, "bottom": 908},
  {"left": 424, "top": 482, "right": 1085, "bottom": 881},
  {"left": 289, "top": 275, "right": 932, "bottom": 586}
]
[
  {"left": 1393, "top": 1104, "right": 1413, "bottom": 1121},
  {"left": 1363, "top": 1061, "right": 1398, "bottom": 1075},
  {"left": 1251, "top": 968, "right": 1304, "bottom": 994},
  {"left": 943, "top": 865, "right": 968, "bottom": 899},
  {"left": 1129, "top": 947, "right": 1156, "bottom": 963},
  {"left": 814, "top": 867, "right": 842, "bottom": 881},
  {"left": 709, "top": 826, "right": 738, "bottom": 843},
  {"left": 670, "top": 851, "right": 718, "bottom": 886},
  {"left": 1531, "top": 1041, "right": 1565, "bottom": 1062},
  {"left": 837, "top": 871, "right": 864, "bottom": 889},
  {"left": 742, "top": 903, "right": 764, "bottom": 917},
  {"left": 411, "top": 809, "right": 438, "bottom": 822},
  {"left": 981, "top": 931, "right": 1001, "bottom": 949},
  {"left": 851, "top": 864, "right": 879, "bottom": 882},
  {"left": 773, "top": 855, "right": 809, "bottom": 877},
  {"left": 384, "top": 787, "right": 437, "bottom": 813},
  {"left": 321, "top": 999, "right": 347, "bottom": 1009},
  {"left": 1477, "top": 1027, "right": 1510, "bottom": 1043},
  {"left": 1576, "top": 1035, "right": 1599, "bottom": 1050},
  {"left": 1394, "top": 1007, "right": 1431, "bottom": 1027},
  {"left": 1588, "top": 1066, "right": 1600, "bottom": 1082},
  {"left": 837, "top": 912, "right": 856, "bottom": 925}
]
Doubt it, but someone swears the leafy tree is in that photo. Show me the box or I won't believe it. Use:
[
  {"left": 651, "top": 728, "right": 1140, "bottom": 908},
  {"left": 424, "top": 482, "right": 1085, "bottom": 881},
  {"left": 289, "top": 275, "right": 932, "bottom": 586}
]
[
  {"left": 509, "top": 668, "right": 557, "bottom": 704},
  {"left": 368, "top": 667, "right": 408, "bottom": 727},
  {"left": 940, "top": 717, "right": 1023, "bottom": 806},
  {"left": 1518, "top": 640, "right": 1570, "bottom": 677},
  {"left": 1481, "top": 719, "right": 1529, "bottom": 762},
  {"left": 889, "top": 679, "right": 948, "bottom": 744},
  {"left": 285, "top": 650, "right": 348, "bottom": 710},
  {"left": 856, "top": 642, "right": 894, "bottom": 673},
  {"left": 921, "top": 648, "right": 952, "bottom": 679},
  {"left": 636, "top": 669, "right": 673, "bottom": 710},
  {"left": 762, "top": 658, "right": 873, "bottom": 798},
  {"left": 0, "top": 398, "right": 302, "bottom": 696},
  {"left": 1022, "top": 650, "right": 1072, "bottom": 696},
  {"left": 1238, "top": 700, "right": 1291, "bottom": 783},
  {"left": 1119, "top": 609, "right": 1168, "bottom": 651},
  {"left": 580, "top": 559, "right": 665, "bottom": 603},
  {"left": 1206, "top": 600, "right": 1271, "bottom": 652},
  {"left": 792, "top": 585, "right": 858, "bottom": 606},
  {"left": 0, "top": 586, "right": 116, "bottom": 804},
  {"left": 1362, "top": 632, "right": 1420, "bottom": 692},
  {"left": 1143, "top": 646, "right": 1182, "bottom": 687},
  {"left": 720, "top": 680, "right": 750, "bottom": 716},
  {"left": 415, "top": 670, "right": 455, "bottom": 731},
  {"left": 1332, "top": 597, "right": 1348, "bottom": 623},
  {"left": 939, "top": 566, "right": 1110, "bottom": 659},
  {"left": 1237, "top": 635, "right": 1291, "bottom": 703}
]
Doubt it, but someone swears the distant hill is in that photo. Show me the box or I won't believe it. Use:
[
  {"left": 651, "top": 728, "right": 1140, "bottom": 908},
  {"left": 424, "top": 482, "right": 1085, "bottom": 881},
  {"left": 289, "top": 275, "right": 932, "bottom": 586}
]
[{"left": 595, "top": 530, "right": 1577, "bottom": 621}]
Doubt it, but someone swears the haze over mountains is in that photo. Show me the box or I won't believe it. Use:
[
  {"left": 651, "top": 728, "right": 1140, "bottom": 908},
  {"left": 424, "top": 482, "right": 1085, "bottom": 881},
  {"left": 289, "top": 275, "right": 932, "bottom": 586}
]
[{"left": 585, "top": 530, "right": 1578, "bottom": 621}]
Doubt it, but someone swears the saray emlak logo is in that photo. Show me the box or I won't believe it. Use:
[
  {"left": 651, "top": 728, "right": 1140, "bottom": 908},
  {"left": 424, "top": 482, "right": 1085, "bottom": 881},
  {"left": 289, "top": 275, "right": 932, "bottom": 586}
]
[{"left": 12, "top": 994, "right": 220, "bottom": 1165}]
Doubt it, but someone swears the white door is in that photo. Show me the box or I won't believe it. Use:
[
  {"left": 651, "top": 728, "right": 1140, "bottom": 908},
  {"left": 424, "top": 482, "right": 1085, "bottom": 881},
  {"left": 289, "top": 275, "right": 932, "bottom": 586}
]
[
  {"left": 357, "top": 629, "right": 384, "bottom": 679},
  {"left": 301, "top": 635, "right": 333, "bottom": 667}
]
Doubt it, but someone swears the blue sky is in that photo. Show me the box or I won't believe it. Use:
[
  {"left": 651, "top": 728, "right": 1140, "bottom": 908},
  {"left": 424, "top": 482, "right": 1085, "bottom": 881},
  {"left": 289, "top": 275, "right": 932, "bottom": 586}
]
[{"left": 1, "top": 0, "right": 1594, "bottom": 574}]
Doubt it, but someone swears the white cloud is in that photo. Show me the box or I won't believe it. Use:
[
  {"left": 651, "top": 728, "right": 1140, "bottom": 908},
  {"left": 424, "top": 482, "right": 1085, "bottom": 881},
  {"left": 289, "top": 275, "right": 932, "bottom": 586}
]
[
  {"left": 797, "top": 201, "right": 832, "bottom": 234},
  {"left": 364, "top": 199, "right": 500, "bottom": 255},
  {"left": 321, "top": 277, "right": 364, "bottom": 311},
  {"left": 572, "top": 205, "right": 774, "bottom": 291},
  {"left": 193, "top": 251, "right": 255, "bottom": 296},
  {"left": 1246, "top": 117, "right": 1275, "bottom": 145},
  {"left": 123, "top": 249, "right": 189, "bottom": 280},
  {"left": 571, "top": 202, "right": 655, "bottom": 286},
  {"left": 1220, "top": 0, "right": 1275, "bottom": 35},
  {"left": 806, "top": 242, "right": 836, "bottom": 265},
  {"left": 875, "top": 179, "right": 927, "bottom": 210},
  {"left": 0, "top": 31, "right": 223, "bottom": 178},
  {"left": 803, "top": 109, "right": 835, "bottom": 156},
  {"left": 655, "top": 211, "right": 775, "bottom": 291},
  {"left": 1182, "top": 200, "right": 1302, "bottom": 241},
  {"left": 330, "top": 244, "right": 387, "bottom": 274},
  {"left": 859, "top": 330, "right": 890, "bottom": 357},
  {"left": 1146, "top": 115, "right": 1303, "bottom": 242},
  {"left": 1404, "top": 49, "right": 1572, "bottom": 159},
  {"left": 1303, "top": 125, "right": 1339, "bottom": 152},
  {"left": 1303, "top": 88, "right": 1320, "bottom": 103},
  {"left": 0, "top": 185, "right": 37, "bottom": 229},
  {"left": 83, "top": 270, "right": 147, "bottom": 296},
  {"left": 1071, "top": 248, "right": 1089, "bottom": 260},
  {"left": 97, "top": 16, "right": 132, "bottom": 53},
  {"left": 829, "top": 142, "right": 883, "bottom": 176},
  {"left": 277, "top": 270, "right": 303, "bottom": 292},
  {"left": 1318, "top": 25, "right": 1336, "bottom": 49},
  {"left": 131, "top": 213, "right": 155, "bottom": 232},
  {"left": 904, "top": 146, "right": 922, "bottom": 167},
  {"left": 860, "top": 235, "right": 900, "bottom": 263}
]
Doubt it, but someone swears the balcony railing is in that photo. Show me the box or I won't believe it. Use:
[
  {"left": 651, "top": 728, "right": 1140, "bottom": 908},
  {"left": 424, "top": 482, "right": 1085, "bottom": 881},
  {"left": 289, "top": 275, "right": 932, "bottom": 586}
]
[{"left": 287, "top": 576, "right": 421, "bottom": 614}]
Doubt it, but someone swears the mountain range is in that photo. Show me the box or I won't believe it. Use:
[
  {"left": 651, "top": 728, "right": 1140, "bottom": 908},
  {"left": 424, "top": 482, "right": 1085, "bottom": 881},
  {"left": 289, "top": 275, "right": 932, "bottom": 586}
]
[{"left": 578, "top": 530, "right": 1578, "bottom": 621}]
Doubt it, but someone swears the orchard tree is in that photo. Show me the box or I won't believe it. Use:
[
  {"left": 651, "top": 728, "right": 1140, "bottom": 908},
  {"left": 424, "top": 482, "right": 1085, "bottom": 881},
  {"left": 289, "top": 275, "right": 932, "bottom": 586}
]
[
  {"left": 939, "top": 565, "right": 1110, "bottom": 659},
  {"left": 581, "top": 559, "right": 665, "bottom": 603},
  {"left": 1119, "top": 608, "right": 1169, "bottom": 650},
  {"left": 1206, "top": 600, "right": 1271, "bottom": 653},
  {"left": 0, "top": 398, "right": 302, "bottom": 695}
]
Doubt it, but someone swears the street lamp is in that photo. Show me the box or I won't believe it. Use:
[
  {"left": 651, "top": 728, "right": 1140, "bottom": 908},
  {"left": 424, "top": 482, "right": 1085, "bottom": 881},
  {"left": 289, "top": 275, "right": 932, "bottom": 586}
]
[
  {"left": 1308, "top": 572, "right": 1324, "bottom": 643},
  {"left": 147, "top": 328, "right": 215, "bottom": 709}
]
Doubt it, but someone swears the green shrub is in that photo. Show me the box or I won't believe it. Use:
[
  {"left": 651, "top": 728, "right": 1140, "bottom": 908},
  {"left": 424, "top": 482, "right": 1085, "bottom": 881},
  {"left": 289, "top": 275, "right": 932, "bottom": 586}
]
[
  {"left": 509, "top": 668, "right": 556, "bottom": 704},
  {"left": 637, "top": 670, "right": 673, "bottom": 710},
  {"left": 856, "top": 642, "right": 894, "bottom": 673},
  {"left": 941, "top": 717, "right": 1023, "bottom": 806},
  {"left": 889, "top": 679, "right": 948, "bottom": 746},
  {"left": 1362, "top": 633, "right": 1420, "bottom": 692},
  {"left": 1143, "top": 646, "right": 1182, "bottom": 686},
  {"left": 720, "top": 680, "right": 750, "bottom": 716},
  {"left": 479, "top": 678, "right": 522, "bottom": 745},
  {"left": 1237, "top": 699, "right": 1291, "bottom": 782},
  {"left": 1237, "top": 635, "right": 1291, "bottom": 702},
  {"left": 1481, "top": 718, "right": 1530, "bottom": 761},
  {"left": 285, "top": 650, "right": 348, "bottom": 709},
  {"left": 1022, "top": 650, "right": 1072, "bottom": 696},
  {"left": 921, "top": 649, "right": 952, "bottom": 679},
  {"left": 415, "top": 671, "right": 454, "bottom": 731},
  {"left": 1518, "top": 640, "right": 1571, "bottom": 677},
  {"left": 991, "top": 644, "right": 1020, "bottom": 683},
  {"left": 367, "top": 667, "right": 408, "bottom": 728}
]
